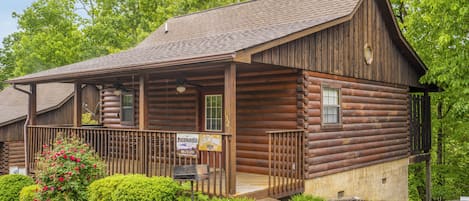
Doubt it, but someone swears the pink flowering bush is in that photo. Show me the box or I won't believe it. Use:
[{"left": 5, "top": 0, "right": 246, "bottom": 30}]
[{"left": 35, "top": 133, "right": 106, "bottom": 201}]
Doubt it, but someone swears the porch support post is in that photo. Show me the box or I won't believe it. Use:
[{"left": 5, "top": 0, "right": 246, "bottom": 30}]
[
  {"left": 425, "top": 158, "right": 432, "bottom": 201},
  {"left": 28, "top": 84, "right": 37, "bottom": 125},
  {"left": 139, "top": 74, "right": 149, "bottom": 130},
  {"left": 73, "top": 82, "right": 82, "bottom": 127},
  {"left": 224, "top": 63, "right": 237, "bottom": 194},
  {"left": 25, "top": 83, "right": 37, "bottom": 174}
]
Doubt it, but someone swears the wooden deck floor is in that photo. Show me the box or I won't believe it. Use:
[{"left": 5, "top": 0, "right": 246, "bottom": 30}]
[{"left": 236, "top": 172, "right": 269, "bottom": 197}]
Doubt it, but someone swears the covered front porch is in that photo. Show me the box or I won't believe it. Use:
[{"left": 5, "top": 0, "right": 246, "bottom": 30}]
[{"left": 23, "top": 63, "right": 305, "bottom": 198}]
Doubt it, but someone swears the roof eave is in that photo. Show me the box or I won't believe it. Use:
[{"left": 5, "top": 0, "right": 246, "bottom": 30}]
[{"left": 7, "top": 53, "right": 235, "bottom": 85}]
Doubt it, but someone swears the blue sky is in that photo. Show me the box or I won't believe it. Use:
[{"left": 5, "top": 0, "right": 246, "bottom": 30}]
[{"left": 0, "top": 0, "right": 36, "bottom": 47}]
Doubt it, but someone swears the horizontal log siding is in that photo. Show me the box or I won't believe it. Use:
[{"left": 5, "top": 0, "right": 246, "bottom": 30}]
[
  {"left": 303, "top": 71, "right": 409, "bottom": 179},
  {"left": 100, "top": 66, "right": 299, "bottom": 174},
  {"left": 0, "top": 142, "right": 6, "bottom": 174},
  {"left": 236, "top": 68, "right": 299, "bottom": 174},
  {"left": 252, "top": 0, "right": 420, "bottom": 87},
  {"left": 148, "top": 81, "right": 198, "bottom": 131},
  {"left": 101, "top": 83, "right": 140, "bottom": 129},
  {"left": 0, "top": 141, "right": 25, "bottom": 175}
]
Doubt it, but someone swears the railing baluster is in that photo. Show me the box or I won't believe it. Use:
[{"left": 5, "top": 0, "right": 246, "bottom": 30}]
[
  {"left": 26, "top": 126, "right": 232, "bottom": 197},
  {"left": 267, "top": 130, "right": 305, "bottom": 198}
]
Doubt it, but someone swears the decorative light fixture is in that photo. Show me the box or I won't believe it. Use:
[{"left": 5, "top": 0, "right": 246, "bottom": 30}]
[
  {"left": 175, "top": 78, "right": 201, "bottom": 94},
  {"left": 364, "top": 43, "right": 373, "bottom": 65}
]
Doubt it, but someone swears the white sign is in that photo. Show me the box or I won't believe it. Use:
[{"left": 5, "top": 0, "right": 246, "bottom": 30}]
[
  {"left": 176, "top": 134, "right": 199, "bottom": 157},
  {"left": 9, "top": 166, "right": 26, "bottom": 175}
]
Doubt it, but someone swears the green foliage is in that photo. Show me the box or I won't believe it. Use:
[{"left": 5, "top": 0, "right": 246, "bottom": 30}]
[
  {"left": 88, "top": 174, "right": 126, "bottom": 201},
  {"left": 35, "top": 134, "right": 106, "bottom": 201},
  {"left": 19, "top": 185, "right": 39, "bottom": 201},
  {"left": 210, "top": 198, "right": 255, "bottom": 201},
  {"left": 290, "top": 194, "right": 326, "bottom": 201},
  {"left": 391, "top": 0, "right": 469, "bottom": 200},
  {"left": 0, "top": 0, "right": 245, "bottom": 86},
  {"left": 0, "top": 174, "right": 34, "bottom": 201},
  {"left": 82, "top": 112, "right": 98, "bottom": 125},
  {"left": 88, "top": 175, "right": 182, "bottom": 201}
]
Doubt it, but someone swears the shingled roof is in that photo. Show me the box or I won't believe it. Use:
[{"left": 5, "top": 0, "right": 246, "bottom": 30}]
[
  {"left": 0, "top": 83, "right": 73, "bottom": 127},
  {"left": 7, "top": 0, "right": 425, "bottom": 84}
]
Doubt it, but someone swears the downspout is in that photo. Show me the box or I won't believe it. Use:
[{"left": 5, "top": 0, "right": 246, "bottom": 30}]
[{"left": 13, "top": 84, "right": 32, "bottom": 175}]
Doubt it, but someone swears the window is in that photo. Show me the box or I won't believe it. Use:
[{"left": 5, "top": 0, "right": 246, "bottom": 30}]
[
  {"left": 322, "top": 87, "right": 341, "bottom": 125},
  {"left": 205, "top": 94, "right": 222, "bottom": 131},
  {"left": 121, "top": 92, "right": 134, "bottom": 125}
]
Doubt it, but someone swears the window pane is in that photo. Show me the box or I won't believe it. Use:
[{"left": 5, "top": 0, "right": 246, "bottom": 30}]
[
  {"left": 322, "top": 86, "right": 340, "bottom": 125},
  {"left": 122, "top": 94, "right": 133, "bottom": 106},
  {"left": 122, "top": 108, "right": 133, "bottom": 122},
  {"left": 205, "top": 95, "right": 222, "bottom": 131}
]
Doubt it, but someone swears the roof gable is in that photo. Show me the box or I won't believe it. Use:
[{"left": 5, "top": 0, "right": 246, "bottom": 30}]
[{"left": 251, "top": 0, "right": 423, "bottom": 87}]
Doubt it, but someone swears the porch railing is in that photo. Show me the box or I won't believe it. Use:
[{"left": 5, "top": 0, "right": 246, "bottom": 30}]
[
  {"left": 409, "top": 94, "right": 431, "bottom": 154},
  {"left": 267, "top": 129, "right": 305, "bottom": 198},
  {"left": 27, "top": 125, "right": 232, "bottom": 197}
]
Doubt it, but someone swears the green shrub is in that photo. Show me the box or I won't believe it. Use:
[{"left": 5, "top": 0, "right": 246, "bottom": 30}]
[
  {"left": 89, "top": 174, "right": 182, "bottom": 201},
  {"left": 19, "top": 185, "right": 38, "bottom": 201},
  {"left": 0, "top": 174, "right": 34, "bottom": 201},
  {"left": 88, "top": 174, "right": 127, "bottom": 201},
  {"left": 148, "top": 176, "right": 183, "bottom": 200},
  {"left": 290, "top": 194, "right": 326, "bottom": 201},
  {"left": 35, "top": 134, "right": 106, "bottom": 201},
  {"left": 210, "top": 198, "right": 255, "bottom": 201}
]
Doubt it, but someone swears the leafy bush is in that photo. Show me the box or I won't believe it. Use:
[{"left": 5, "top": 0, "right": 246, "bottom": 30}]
[
  {"left": 210, "top": 198, "right": 255, "bottom": 201},
  {"left": 290, "top": 194, "right": 326, "bottom": 201},
  {"left": 0, "top": 174, "right": 34, "bottom": 201},
  {"left": 19, "top": 185, "right": 39, "bottom": 201},
  {"left": 82, "top": 112, "right": 98, "bottom": 125},
  {"left": 88, "top": 174, "right": 182, "bottom": 201},
  {"left": 35, "top": 134, "right": 106, "bottom": 201},
  {"left": 88, "top": 174, "right": 127, "bottom": 201}
]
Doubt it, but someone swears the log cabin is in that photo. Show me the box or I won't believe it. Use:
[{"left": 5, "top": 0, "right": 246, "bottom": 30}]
[
  {"left": 0, "top": 84, "right": 99, "bottom": 175},
  {"left": 5, "top": 0, "right": 434, "bottom": 200}
]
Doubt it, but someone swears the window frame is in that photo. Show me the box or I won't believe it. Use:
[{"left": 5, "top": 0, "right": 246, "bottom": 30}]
[
  {"left": 203, "top": 94, "right": 223, "bottom": 132},
  {"left": 320, "top": 84, "right": 342, "bottom": 129},
  {"left": 120, "top": 91, "right": 135, "bottom": 126}
]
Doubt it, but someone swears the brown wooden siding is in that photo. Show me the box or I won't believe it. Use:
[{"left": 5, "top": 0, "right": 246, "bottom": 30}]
[
  {"left": 252, "top": 0, "right": 420, "bottom": 87},
  {"left": 0, "top": 99, "right": 74, "bottom": 142},
  {"left": 0, "top": 142, "right": 6, "bottom": 174},
  {"left": 147, "top": 80, "right": 197, "bottom": 131},
  {"left": 0, "top": 141, "right": 25, "bottom": 175},
  {"left": 100, "top": 65, "right": 299, "bottom": 174},
  {"left": 101, "top": 85, "right": 140, "bottom": 129},
  {"left": 303, "top": 71, "right": 409, "bottom": 179},
  {"left": 236, "top": 68, "right": 299, "bottom": 174}
]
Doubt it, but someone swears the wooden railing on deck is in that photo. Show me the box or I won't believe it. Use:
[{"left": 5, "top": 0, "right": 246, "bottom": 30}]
[
  {"left": 267, "top": 129, "right": 305, "bottom": 198},
  {"left": 27, "top": 126, "right": 232, "bottom": 197},
  {"left": 409, "top": 94, "right": 431, "bottom": 154}
]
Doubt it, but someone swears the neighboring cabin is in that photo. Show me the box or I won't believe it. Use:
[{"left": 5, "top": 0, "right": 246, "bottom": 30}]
[
  {"left": 5, "top": 0, "right": 434, "bottom": 200},
  {"left": 0, "top": 84, "right": 99, "bottom": 175}
]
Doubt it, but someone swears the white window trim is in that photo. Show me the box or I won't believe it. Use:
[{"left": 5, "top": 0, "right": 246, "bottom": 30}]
[{"left": 205, "top": 94, "right": 223, "bottom": 132}]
